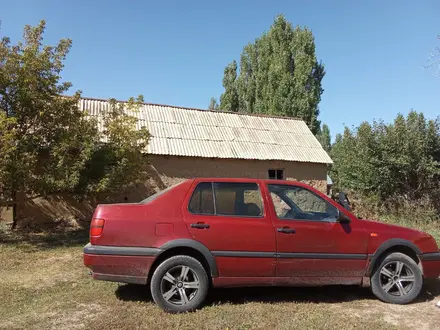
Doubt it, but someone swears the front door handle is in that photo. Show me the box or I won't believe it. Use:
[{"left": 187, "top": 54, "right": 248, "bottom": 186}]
[
  {"left": 277, "top": 227, "right": 296, "bottom": 234},
  {"left": 190, "top": 223, "right": 210, "bottom": 229}
]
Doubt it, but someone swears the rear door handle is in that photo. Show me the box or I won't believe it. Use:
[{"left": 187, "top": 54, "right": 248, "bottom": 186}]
[
  {"left": 191, "top": 223, "right": 210, "bottom": 229},
  {"left": 277, "top": 227, "right": 296, "bottom": 234}
]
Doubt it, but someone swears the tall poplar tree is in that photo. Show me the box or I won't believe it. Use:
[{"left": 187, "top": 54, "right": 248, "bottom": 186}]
[{"left": 220, "top": 15, "right": 325, "bottom": 134}]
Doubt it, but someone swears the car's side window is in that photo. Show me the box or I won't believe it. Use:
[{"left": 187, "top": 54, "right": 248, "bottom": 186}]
[
  {"left": 213, "top": 182, "right": 264, "bottom": 217},
  {"left": 268, "top": 184, "right": 338, "bottom": 222},
  {"left": 270, "top": 192, "right": 291, "bottom": 218},
  {"left": 188, "top": 182, "right": 215, "bottom": 215}
]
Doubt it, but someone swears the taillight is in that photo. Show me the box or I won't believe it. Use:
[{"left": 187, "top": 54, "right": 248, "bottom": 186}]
[{"left": 90, "top": 218, "right": 105, "bottom": 237}]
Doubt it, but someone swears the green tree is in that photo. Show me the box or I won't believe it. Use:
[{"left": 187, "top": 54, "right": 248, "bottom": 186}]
[
  {"left": 0, "top": 21, "right": 150, "bottom": 228},
  {"left": 330, "top": 111, "right": 440, "bottom": 211},
  {"left": 77, "top": 97, "right": 150, "bottom": 197},
  {"left": 208, "top": 97, "right": 219, "bottom": 110},
  {"left": 219, "top": 15, "right": 325, "bottom": 133},
  {"left": 0, "top": 21, "right": 98, "bottom": 228},
  {"left": 316, "top": 124, "right": 331, "bottom": 152},
  {"left": 219, "top": 60, "right": 239, "bottom": 111}
]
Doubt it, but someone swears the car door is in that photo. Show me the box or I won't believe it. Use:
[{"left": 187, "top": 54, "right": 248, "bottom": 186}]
[
  {"left": 263, "top": 183, "right": 368, "bottom": 280},
  {"left": 182, "top": 180, "right": 276, "bottom": 278}
]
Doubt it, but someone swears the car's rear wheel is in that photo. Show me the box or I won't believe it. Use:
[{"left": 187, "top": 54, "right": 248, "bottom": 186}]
[
  {"left": 371, "top": 252, "right": 423, "bottom": 304},
  {"left": 150, "top": 255, "right": 209, "bottom": 313}
]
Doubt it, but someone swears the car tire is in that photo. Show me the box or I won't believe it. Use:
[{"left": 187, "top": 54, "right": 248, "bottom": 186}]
[
  {"left": 371, "top": 252, "right": 423, "bottom": 304},
  {"left": 150, "top": 255, "right": 209, "bottom": 313}
]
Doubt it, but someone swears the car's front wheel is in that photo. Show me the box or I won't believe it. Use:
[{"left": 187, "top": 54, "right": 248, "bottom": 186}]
[
  {"left": 371, "top": 252, "right": 423, "bottom": 304},
  {"left": 150, "top": 255, "right": 209, "bottom": 313}
]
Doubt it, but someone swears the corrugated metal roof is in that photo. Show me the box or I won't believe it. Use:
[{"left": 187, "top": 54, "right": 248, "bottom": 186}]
[{"left": 79, "top": 98, "right": 333, "bottom": 164}]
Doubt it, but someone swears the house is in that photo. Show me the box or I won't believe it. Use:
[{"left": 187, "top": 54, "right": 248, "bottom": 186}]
[{"left": 80, "top": 97, "right": 333, "bottom": 194}]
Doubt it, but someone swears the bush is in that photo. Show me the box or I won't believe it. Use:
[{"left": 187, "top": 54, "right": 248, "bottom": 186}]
[{"left": 331, "top": 111, "right": 440, "bottom": 218}]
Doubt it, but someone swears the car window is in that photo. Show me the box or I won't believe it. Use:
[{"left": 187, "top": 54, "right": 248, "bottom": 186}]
[
  {"left": 213, "top": 182, "right": 263, "bottom": 217},
  {"left": 188, "top": 182, "right": 214, "bottom": 214},
  {"left": 268, "top": 184, "right": 338, "bottom": 222},
  {"left": 270, "top": 192, "right": 291, "bottom": 218},
  {"left": 140, "top": 182, "right": 181, "bottom": 204}
]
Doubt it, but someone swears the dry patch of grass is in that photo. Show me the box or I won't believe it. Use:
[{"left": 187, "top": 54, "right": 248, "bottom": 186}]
[{"left": 0, "top": 229, "right": 439, "bottom": 330}]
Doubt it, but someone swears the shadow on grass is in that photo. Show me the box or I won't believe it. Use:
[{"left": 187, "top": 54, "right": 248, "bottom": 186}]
[
  {"left": 115, "top": 284, "right": 153, "bottom": 303},
  {"left": 421, "top": 278, "right": 440, "bottom": 301},
  {"left": 115, "top": 284, "right": 373, "bottom": 305},
  {"left": 115, "top": 278, "right": 440, "bottom": 306},
  {"left": 207, "top": 285, "right": 372, "bottom": 305},
  {"left": 0, "top": 225, "right": 89, "bottom": 249}
]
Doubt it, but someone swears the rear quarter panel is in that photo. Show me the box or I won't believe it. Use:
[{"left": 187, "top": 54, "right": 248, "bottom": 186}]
[{"left": 91, "top": 180, "right": 194, "bottom": 247}]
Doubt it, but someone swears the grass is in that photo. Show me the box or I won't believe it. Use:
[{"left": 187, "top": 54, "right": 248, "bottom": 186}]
[{"left": 1, "top": 223, "right": 439, "bottom": 330}]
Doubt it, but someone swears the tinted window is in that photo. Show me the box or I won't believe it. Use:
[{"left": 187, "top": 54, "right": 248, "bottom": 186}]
[
  {"left": 140, "top": 182, "right": 181, "bottom": 204},
  {"left": 188, "top": 182, "right": 214, "bottom": 214},
  {"left": 213, "top": 182, "right": 263, "bottom": 217},
  {"left": 268, "top": 184, "right": 338, "bottom": 221}
]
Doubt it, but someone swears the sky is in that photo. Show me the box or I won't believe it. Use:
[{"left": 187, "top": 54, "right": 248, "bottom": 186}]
[{"left": 1, "top": 0, "right": 439, "bottom": 137}]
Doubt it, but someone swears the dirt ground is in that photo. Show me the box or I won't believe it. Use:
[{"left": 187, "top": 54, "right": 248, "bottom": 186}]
[{"left": 0, "top": 229, "right": 439, "bottom": 330}]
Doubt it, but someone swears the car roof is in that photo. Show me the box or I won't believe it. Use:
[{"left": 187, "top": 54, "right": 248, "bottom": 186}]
[{"left": 189, "top": 177, "right": 307, "bottom": 186}]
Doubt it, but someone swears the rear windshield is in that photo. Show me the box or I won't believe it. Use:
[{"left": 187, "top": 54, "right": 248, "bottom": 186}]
[{"left": 139, "top": 182, "right": 182, "bottom": 204}]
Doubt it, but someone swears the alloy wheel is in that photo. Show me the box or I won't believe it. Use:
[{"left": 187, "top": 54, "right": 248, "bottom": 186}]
[
  {"left": 160, "top": 265, "right": 200, "bottom": 305},
  {"left": 379, "top": 261, "right": 416, "bottom": 297}
]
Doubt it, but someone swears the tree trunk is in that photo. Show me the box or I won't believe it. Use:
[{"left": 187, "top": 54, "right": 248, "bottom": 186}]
[{"left": 10, "top": 191, "right": 17, "bottom": 230}]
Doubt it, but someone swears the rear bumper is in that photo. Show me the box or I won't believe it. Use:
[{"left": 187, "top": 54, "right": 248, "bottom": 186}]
[
  {"left": 420, "top": 252, "right": 440, "bottom": 278},
  {"left": 83, "top": 243, "right": 159, "bottom": 285}
]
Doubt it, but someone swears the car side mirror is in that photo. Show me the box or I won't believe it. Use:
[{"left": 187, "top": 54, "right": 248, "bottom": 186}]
[{"left": 337, "top": 209, "right": 351, "bottom": 224}]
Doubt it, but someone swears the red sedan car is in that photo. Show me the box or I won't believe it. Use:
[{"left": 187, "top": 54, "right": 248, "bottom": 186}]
[{"left": 83, "top": 178, "right": 440, "bottom": 313}]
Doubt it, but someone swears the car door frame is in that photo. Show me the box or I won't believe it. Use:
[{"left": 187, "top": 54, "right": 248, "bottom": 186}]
[
  {"left": 181, "top": 178, "right": 278, "bottom": 282},
  {"left": 261, "top": 181, "right": 369, "bottom": 283}
]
